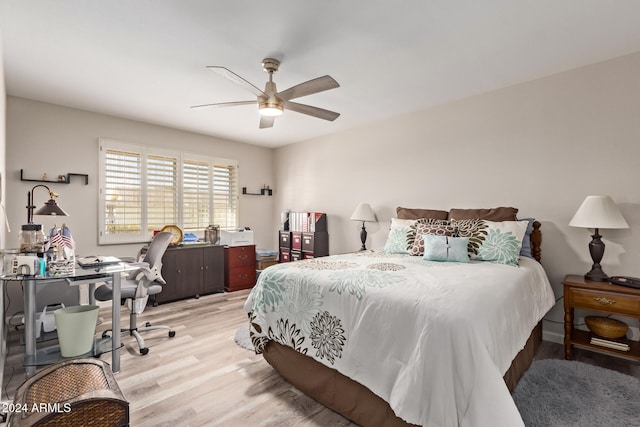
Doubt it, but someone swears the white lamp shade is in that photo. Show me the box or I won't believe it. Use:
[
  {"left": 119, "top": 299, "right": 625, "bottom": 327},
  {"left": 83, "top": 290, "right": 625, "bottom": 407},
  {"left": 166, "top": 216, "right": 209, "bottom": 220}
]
[
  {"left": 350, "top": 203, "right": 377, "bottom": 222},
  {"left": 569, "top": 196, "right": 629, "bottom": 229}
]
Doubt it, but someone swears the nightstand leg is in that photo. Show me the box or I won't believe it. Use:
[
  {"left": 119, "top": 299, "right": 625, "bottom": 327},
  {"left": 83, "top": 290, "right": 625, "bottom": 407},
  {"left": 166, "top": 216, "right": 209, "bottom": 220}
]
[{"left": 564, "top": 307, "right": 574, "bottom": 360}]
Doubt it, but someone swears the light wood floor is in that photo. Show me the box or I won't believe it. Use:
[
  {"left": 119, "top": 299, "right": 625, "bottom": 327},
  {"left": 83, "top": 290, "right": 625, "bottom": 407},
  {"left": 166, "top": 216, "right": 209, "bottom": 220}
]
[{"left": 2, "top": 290, "right": 639, "bottom": 426}]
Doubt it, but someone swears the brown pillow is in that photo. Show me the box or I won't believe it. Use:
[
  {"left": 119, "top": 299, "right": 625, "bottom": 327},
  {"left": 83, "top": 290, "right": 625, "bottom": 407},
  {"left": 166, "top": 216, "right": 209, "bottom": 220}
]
[
  {"left": 396, "top": 207, "right": 449, "bottom": 221},
  {"left": 448, "top": 207, "right": 518, "bottom": 222}
]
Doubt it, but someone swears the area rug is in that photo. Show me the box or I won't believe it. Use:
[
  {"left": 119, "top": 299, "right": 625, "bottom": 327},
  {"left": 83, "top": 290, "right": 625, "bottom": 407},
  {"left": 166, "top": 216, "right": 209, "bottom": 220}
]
[
  {"left": 234, "top": 323, "right": 254, "bottom": 351},
  {"left": 512, "top": 359, "right": 640, "bottom": 426}
]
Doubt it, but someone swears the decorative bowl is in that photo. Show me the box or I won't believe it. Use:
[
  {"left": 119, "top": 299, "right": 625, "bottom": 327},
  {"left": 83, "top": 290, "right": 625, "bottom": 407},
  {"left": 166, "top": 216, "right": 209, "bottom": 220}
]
[{"left": 585, "top": 316, "right": 628, "bottom": 339}]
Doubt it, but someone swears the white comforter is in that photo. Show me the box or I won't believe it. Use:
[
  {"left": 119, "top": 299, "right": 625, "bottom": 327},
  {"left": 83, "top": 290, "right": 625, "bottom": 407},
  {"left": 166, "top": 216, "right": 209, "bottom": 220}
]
[{"left": 244, "top": 252, "right": 555, "bottom": 426}]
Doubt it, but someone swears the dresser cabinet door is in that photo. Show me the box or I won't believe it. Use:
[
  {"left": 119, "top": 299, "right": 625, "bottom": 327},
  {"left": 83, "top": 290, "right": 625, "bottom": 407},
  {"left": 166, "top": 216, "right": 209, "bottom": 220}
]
[
  {"left": 158, "top": 245, "right": 225, "bottom": 303},
  {"left": 203, "top": 245, "right": 225, "bottom": 294},
  {"left": 174, "top": 248, "right": 203, "bottom": 299},
  {"left": 158, "top": 249, "right": 179, "bottom": 303}
]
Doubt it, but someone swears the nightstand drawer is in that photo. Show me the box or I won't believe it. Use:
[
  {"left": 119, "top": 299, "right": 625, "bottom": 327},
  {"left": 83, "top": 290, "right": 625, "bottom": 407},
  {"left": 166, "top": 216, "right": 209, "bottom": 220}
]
[{"left": 568, "top": 287, "right": 640, "bottom": 316}]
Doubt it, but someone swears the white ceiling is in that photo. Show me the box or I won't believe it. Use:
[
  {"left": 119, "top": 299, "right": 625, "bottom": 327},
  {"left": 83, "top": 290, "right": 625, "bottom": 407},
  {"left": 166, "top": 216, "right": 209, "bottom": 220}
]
[{"left": 2, "top": 1, "right": 640, "bottom": 148}]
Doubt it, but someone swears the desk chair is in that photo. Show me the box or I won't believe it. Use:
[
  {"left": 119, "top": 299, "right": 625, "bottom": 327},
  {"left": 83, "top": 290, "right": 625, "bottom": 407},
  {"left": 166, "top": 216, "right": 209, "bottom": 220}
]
[{"left": 95, "top": 231, "right": 175, "bottom": 355}]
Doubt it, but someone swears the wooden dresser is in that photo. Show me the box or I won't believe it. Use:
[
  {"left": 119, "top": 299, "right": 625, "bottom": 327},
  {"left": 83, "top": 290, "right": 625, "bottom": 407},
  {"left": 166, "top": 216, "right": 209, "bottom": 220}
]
[
  {"left": 225, "top": 244, "right": 257, "bottom": 292},
  {"left": 157, "top": 244, "right": 225, "bottom": 304}
]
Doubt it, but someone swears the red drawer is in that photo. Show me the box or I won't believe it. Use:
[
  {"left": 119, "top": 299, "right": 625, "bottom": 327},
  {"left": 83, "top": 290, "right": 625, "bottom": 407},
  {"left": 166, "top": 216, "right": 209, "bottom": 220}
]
[
  {"left": 226, "top": 245, "right": 255, "bottom": 268},
  {"left": 291, "top": 232, "right": 302, "bottom": 250},
  {"left": 280, "top": 249, "right": 291, "bottom": 262},
  {"left": 227, "top": 265, "right": 256, "bottom": 286}
]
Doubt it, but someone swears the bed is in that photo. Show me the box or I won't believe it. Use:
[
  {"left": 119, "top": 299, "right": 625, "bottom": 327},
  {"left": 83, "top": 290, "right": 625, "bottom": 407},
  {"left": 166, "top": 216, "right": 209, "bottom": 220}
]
[{"left": 244, "top": 208, "right": 555, "bottom": 427}]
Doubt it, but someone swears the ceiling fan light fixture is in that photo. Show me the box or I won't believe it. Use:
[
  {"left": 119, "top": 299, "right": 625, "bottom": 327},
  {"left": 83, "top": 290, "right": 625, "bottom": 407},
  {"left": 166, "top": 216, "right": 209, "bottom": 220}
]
[
  {"left": 195, "top": 57, "right": 340, "bottom": 128},
  {"left": 258, "top": 98, "right": 284, "bottom": 117}
]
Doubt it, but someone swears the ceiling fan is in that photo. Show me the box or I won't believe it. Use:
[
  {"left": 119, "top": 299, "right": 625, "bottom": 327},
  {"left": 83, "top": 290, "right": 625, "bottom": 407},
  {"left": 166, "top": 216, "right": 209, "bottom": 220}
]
[{"left": 191, "top": 58, "right": 340, "bottom": 128}]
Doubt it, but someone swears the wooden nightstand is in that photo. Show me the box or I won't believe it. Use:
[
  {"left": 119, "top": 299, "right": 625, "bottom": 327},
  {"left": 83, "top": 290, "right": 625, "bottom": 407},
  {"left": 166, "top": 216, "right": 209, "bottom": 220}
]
[{"left": 563, "top": 274, "right": 640, "bottom": 361}]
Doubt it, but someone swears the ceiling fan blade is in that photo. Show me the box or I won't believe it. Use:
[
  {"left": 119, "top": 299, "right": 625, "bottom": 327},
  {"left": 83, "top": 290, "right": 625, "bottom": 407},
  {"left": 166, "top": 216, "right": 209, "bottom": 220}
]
[
  {"left": 284, "top": 101, "right": 340, "bottom": 121},
  {"left": 206, "top": 66, "right": 266, "bottom": 97},
  {"left": 277, "top": 75, "right": 339, "bottom": 101},
  {"left": 259, "top": 116, "right": 275, "bottom": 129},
  {"left": 190, "top": 100, "right": 256, "bottom": 109}
]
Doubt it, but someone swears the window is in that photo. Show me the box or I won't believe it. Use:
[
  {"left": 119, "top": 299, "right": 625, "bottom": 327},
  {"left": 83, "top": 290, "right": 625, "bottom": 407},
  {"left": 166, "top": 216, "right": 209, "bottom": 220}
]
[{"left": 99, "top": 138, "right": 238, "bottom": 244}]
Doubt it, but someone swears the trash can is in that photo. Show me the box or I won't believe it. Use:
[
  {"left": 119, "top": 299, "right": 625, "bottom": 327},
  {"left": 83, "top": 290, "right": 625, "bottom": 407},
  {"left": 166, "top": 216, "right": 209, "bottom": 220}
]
[{"left": 54, "top": 305, "right": 99, "bottom": 357}]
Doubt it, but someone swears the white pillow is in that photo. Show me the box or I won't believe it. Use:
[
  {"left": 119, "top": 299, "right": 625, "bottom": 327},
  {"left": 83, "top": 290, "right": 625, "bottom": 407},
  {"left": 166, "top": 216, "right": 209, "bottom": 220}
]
[
  {"left": 383, "top": 227, "right": 411, "bottom": 254},
  {"left": 452, "top": 219, "right": 528, "bottom": 266},
  {"left": 475, "top": 220, "right": 528, "bottom": 266},
  {"left": 389, "top": 217, "right": 416, "bottom": 230}
]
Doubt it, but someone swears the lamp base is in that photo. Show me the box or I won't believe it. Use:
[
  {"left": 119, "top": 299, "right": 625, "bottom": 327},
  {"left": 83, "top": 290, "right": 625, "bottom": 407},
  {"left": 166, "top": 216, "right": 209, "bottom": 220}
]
[
  {"left": 585, "top": 228, "right": 609, "bottom": 282},
  {"left": 359, "top": 222, "right": 367, "bottom": 251},
  {"left": 584, "top": 268, "right": 609, "bottom": 282}
]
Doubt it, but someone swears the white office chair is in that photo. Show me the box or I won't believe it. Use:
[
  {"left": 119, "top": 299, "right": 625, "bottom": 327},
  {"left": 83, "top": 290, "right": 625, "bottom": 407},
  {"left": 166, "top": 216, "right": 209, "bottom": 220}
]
[{"left": 95, "top": 231, "right": 175, "bottom": 355}]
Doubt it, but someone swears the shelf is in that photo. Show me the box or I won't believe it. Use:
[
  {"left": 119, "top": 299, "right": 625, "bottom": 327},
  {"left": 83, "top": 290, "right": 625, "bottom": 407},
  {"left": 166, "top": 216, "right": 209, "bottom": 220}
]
[
  {"left": 570, "top": 328, "right": 640, "bottom": 362},
  {"left": 242, "top": 186, "right": 272, "bottom": 196},
  {"left": 21, "top": 169, "right": 89, "bottom": 185},
  {"left": 23, "top": 336, "right": 122, "bottom": 367}
]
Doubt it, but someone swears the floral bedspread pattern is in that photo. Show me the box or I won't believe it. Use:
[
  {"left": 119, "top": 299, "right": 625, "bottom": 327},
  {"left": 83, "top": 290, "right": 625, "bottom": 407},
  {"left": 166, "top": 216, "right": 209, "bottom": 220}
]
[{"left": 244, "top": 251, "right": 555, "bottom": 427}]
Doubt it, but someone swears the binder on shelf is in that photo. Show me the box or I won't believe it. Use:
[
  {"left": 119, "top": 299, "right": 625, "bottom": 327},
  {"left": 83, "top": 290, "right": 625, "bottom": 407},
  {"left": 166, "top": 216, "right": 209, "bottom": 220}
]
[
  {"left": 310, "top": 212, "right": 327, "bottom": 232},
  {"left": 287, "top": 211, "right": 327, "bottom": 232}
]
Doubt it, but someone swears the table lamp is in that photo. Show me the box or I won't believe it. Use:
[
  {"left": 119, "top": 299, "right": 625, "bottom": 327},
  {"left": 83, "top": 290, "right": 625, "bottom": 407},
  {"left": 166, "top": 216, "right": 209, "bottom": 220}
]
[
  {"left": 569, "top": 195, "right": 628, "bottom": 282},
  {"left": 350, "top": 203, "right": 377, "bottom": 251}
]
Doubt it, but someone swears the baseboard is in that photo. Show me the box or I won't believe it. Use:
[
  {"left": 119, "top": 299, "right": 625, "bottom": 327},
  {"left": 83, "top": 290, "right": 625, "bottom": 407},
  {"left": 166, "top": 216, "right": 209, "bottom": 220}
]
[{"left": 542, "top": 329, "right": 563, "bottom": 345}]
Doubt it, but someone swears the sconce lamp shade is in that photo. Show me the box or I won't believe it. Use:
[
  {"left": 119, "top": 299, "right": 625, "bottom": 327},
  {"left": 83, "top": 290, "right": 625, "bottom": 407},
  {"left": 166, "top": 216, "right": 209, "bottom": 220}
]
[
  {"left": 569, "top": 195, "right": 628, "bottom": 282},
  {"left": 26, "top": 184, "right": 69, "bottom": 225},
  {"left": 34, "top": 198, "right": 69, "bottom": 217},
  {"left": 350, "top": 203, "right": 377, "bottom": 223},
  {"left": 569, "top": 196, "right": 628, "bottom": 229}
]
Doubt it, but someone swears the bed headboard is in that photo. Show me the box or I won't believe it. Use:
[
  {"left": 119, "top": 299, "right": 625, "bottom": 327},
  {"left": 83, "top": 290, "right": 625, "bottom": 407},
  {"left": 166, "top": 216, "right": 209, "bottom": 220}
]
[{"left": 531, "top": 220, "right": 542, "bottom": 263}]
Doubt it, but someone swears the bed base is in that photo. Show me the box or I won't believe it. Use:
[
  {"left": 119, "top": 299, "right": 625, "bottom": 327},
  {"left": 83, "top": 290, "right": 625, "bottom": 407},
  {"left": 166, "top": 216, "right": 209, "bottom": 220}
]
[{"left": 263, "top": 322, "right": 542, "bottom": 427}]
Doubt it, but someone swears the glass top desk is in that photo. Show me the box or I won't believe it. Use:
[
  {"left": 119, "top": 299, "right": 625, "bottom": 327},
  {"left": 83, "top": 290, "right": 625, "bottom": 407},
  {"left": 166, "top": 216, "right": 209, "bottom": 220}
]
[{"left": 1, "top": 262, "right": 136, "bottom": 377}]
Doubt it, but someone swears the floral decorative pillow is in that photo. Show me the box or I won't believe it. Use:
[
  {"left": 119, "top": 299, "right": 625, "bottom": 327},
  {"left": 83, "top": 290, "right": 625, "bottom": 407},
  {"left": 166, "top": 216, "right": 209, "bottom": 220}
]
[
  {"left": 422, "top": 235, "right": 470, "bottom": 263},
  {"left": 452, "top": 219, "right": 528, "bottom": 266},
  {"left": 449, "top": 218, "right": 488, "bottom": 257},
  {"left": 409, "top": 221, "right": 457, "bottom": 256},
  {"left": 383, "top": 227, "right": 411, "bottom": 254}
]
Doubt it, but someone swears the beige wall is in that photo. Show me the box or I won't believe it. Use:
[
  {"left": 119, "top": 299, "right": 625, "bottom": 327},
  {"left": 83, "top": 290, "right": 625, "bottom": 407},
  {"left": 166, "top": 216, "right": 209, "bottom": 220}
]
[
  {"left": 274, "top": 51, "right": 640, "bottom": 342},
  {"left": 4, "top": 98, "right": 275, "bottom": 317},
  {"left": 6, "top": 97, "right": 275, "bottom": 255}
]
